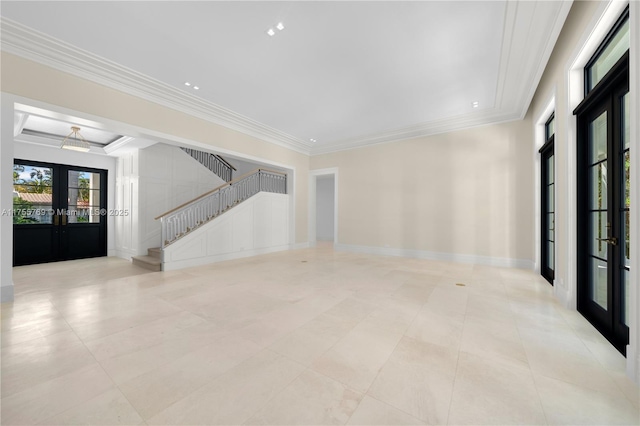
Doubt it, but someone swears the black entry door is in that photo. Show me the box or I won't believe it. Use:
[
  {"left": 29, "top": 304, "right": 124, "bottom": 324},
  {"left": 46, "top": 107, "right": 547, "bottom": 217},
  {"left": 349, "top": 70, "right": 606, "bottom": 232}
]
[
  {"left": 13, "top": 160, "right": 107, "bottom": 266},
  {"left": 575, "top": 54, "right": 629, "bottom": 354}
]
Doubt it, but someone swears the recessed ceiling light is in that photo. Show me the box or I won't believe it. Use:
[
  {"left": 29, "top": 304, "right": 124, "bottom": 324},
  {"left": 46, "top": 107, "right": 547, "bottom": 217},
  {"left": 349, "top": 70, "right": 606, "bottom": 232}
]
[
  {"left": 184, "top": 82, "right": 201, "bottom": 91},
  {"left": 276, "top": 22, "right": 285, "bottom": 31},
  {"left": 472, "top": 101, "right": 479, "bottom": 108},
  {"left": 267, "top": 28, "right": 275, "bottom": 36},
  {"left": 310, "top": 138, "right": 317, "bottom": 143}
]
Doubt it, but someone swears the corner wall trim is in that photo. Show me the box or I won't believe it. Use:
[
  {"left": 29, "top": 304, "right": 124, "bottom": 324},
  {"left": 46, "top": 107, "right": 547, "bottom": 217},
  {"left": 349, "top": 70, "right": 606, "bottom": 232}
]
[{"left": 334, "top": 243, "right": 534, "bottom": 270}]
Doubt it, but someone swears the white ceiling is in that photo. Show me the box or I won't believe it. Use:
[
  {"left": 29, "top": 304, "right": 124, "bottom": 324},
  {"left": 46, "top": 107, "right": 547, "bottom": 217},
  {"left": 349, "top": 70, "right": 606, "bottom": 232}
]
[{"left": 0, "top": 1, "right": 572, "bottom": 155}]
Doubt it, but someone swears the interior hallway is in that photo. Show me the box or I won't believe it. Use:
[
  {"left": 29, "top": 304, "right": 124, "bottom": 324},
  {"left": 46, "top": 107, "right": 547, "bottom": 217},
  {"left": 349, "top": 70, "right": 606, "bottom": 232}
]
[{"left": 2, "top": 246, "right": 639, "bottom": 425}]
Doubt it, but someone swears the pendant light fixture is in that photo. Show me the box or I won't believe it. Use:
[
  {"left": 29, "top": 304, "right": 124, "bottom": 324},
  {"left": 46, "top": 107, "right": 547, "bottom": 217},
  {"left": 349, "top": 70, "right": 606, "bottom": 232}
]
[{"left": 61, "top": 126, "right": 90, "bottom": 152}]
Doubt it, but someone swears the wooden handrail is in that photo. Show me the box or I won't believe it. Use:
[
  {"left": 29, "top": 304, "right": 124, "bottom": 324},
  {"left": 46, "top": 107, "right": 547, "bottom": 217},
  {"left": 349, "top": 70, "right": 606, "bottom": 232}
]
[{"left": 154, "top": 168, "right": 286, "bottom": 220}]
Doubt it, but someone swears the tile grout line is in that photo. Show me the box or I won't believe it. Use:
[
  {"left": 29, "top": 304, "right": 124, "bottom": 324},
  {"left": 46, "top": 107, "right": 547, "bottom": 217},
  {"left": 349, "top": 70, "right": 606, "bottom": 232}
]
[
  {"left": 68, "top": 301, "right": 148, "bottom": 423},
  {"left": 33, "top": 298, "right": 147, "bottom": 425},
  {"left": 443, "top": 280, "right": 469, "bottom": 426},
  {"left": 342, "top": 278, "right": 432, "bottom": 425},
  {"left": 508, "top": 278, "right": 552, "bottom": 426},
  {"left": 236, "top": 348, "right": 309, "bottom": 425}
]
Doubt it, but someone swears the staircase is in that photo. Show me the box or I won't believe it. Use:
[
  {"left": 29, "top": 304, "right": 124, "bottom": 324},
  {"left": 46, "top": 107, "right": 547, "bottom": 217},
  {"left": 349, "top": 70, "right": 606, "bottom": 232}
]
[
  {"left": 156, "top": 168, "right": 286, "bottom": 248},
  {"left": 132, "top": 247, "right": 162, "bottom": 271},
  {"left": 131, "top": 168, "right": 288, "bottom": 271},
  {"left": 180, "top": 147, "right": 236, "bottom": 182}
]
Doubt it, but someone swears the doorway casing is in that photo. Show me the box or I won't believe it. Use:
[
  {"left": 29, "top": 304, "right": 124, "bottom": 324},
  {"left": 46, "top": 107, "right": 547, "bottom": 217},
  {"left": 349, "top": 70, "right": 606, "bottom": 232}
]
[{"left": 308, "top": 168, "right": 339, "bottom": 246}]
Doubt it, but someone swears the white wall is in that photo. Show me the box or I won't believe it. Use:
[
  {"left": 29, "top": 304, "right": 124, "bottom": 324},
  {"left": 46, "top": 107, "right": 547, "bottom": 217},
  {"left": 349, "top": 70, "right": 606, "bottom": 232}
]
[
  {"left": 115, "top": 143, "right": 226, "bottom": 258},
  {"left": 310, "top": 118, "right": 534, "bottom": 268},
  {"left": 163, "top": 192, "right": 290, "bottom": 270},
  {"left": 316, "top": 176, "right": 335, "bottom": 241}
]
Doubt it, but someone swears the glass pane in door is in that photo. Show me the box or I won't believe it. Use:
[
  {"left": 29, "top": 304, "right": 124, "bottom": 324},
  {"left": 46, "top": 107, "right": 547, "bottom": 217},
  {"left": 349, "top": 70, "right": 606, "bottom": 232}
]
[
  {"left": 590, "top": 112, "right": 608, "bottom": 162},
  {"left": 591, "top": 211, "right": 608, "bottom": 258},
  {"left": 623, "top": 93, "right": 630, "bottom": 149},
  {"left": 12, "top": 164, "right": 54, "bottom": 224},
  {"left": 547, "top": 151, "right": 555, "bottom": 272},
  {"left": 592, "top": 259, "right": 608, "bottom": 309},
  {"left": 67, "top": 170, "right": 101, "bottom": 223},
  {"left": 590, "top": 163, "right": 607, "bottom": 209},
  {"left": 588, "top": 111, "right": 609, "bottom": 310}
]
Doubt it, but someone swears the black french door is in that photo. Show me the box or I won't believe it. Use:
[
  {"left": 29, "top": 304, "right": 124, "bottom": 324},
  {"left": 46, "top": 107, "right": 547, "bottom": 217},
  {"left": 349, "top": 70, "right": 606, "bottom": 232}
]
[
  {"left": 540, "top": 115, "right": 555, "bottom": 285},
  {"left": 575, "top": 53, "right": 629, "bottom": 354},
  {"left": 13, "top": 160, "right": 107, "bottom": 266}
]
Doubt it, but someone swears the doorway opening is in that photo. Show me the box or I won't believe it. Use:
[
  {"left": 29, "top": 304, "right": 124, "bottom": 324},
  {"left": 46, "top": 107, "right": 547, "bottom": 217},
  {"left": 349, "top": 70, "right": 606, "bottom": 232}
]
[
  {"left": 315, "top": 175, "right": 335, "bottom": 243},
  {"left": 309, "top": 168, "right": 338, "bottom": 246}
]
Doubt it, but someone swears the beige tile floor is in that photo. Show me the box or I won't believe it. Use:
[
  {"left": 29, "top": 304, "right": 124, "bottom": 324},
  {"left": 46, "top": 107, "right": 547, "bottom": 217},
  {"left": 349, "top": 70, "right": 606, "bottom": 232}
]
[{"left": 2, "top": 246, "right": 639, "bottom": 425}]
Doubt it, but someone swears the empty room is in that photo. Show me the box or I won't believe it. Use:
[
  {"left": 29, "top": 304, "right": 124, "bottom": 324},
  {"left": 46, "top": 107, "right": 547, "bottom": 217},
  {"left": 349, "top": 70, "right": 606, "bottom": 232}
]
[{"left": 0, "top": 1, "right": 639, "bottom": 425}]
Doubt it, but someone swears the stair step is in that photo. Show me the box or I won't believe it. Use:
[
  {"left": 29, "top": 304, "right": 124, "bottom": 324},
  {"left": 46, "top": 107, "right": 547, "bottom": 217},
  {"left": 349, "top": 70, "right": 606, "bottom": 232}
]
[
  {"left": 132, "top": 255, "right": 162, "bottom": 272},
  {"left": 147, "top": 247, "right": 162, "bottom": 259}
]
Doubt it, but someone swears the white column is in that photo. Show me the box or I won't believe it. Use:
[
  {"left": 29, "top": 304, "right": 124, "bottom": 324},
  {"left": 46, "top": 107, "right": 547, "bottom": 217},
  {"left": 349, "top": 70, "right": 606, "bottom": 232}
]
[{"left": 1, "top": 94, "right": 15, "bottom": 302}]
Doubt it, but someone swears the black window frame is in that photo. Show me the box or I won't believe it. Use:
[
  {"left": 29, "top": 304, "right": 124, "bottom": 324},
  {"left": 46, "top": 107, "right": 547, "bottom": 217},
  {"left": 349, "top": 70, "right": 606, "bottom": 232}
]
[{"left": 584, "top": 6, "right": 629, "bottom": 96}]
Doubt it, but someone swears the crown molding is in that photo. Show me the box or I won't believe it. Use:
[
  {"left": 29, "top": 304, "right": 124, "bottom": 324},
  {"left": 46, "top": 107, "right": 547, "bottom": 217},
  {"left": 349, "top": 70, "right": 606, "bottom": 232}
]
[
  {"left": 513, "top": 0, "right": 574, "bottom": 119},
  {"left": 0, "top": 18, "right": 313, "bottom": 156},
  {"left": 310, "top": 109, "right": 522, "bottom": 155}
]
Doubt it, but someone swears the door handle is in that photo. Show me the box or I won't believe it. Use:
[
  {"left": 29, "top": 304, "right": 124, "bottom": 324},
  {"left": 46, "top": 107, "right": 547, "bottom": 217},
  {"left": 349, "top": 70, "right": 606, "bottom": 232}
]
[
  {"left": 53, "top": 215, "right": 59, "bottom": 226},
  {"left": 62, "top": 214, "right": 67, "bottom": 226},
  {"left": 596, "top": 237, "right": 618, "bottom": 246}
]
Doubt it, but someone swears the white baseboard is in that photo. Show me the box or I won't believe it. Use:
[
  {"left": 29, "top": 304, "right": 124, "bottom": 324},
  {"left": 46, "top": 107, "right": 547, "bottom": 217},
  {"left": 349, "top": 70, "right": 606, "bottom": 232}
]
[
  {"left": 163, "top": 244, "right": 291, "bottom": 271},
  {"left": 1, "top": 284, "right": 15, "bottom": 303},
  {"left": 553, "top": 281, "right": 573, "bottom": 310},
  {"left": 334, "top": 243, "right": 534, "bottom": 270},
  {"left": 114, "top": 248, "right": 137, "bottom": 261},
  {"left": 626, "top": 344, "right": 640, "bottom": 385}
]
